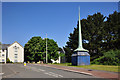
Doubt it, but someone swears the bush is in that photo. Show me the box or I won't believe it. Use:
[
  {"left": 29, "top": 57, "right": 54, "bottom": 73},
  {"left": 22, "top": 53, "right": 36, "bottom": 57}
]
[
  {"left": 6, "top": 58, "right": 13, "bottom": 63},
  {"left": 6, "top": 58, "right": 11, "bottom": 63},
  {"left": 54, "top": 62, "right": 58, "bottom": 64},
  {"left": 91, "top": 50, "right": 120, "bottom": 66}
]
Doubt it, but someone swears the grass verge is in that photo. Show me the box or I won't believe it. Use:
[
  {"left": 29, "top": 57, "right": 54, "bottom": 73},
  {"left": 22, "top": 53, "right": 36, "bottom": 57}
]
[{"left": 50, "top": 63, "right": 119, "bottom": 72}]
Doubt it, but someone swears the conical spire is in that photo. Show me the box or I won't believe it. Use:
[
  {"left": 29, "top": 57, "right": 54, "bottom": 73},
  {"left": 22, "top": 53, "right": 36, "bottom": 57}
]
[
  {"left": 78, "top": 7, "right": 82, "bottom": 49},
  {"left": 74, "top": 7, "right": 88, "bottom": 52}
]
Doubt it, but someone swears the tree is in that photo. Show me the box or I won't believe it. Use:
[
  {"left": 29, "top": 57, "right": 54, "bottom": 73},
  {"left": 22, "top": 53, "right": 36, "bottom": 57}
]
[
  {"left": 43, "top": 38, "right": 59, "bottom": 62},
  {"left": 24, "top": 36, "right": 59, "bottom": 63},
  {"left": 64, "top": 12, "right": 106, "bottom": 62},
  {"left": 0, "top": 42, "right": 1, "bottom": 50},
  {"left": 24, "top": 36, "right": 44, "bottom": 62},
  {"left": 64, "top": 11, "right": 120, "bottom": 63},
  {"left": 102, "top": 11, "right": 120, "bottom": 51},
  {"left": 0, "top": 42, "right": 1, "bottom": 54}
]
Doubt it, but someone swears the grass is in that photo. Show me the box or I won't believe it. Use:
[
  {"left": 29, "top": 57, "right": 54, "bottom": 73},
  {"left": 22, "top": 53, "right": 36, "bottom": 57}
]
[{"left": 50, "top": 63, "right": 119, "bottom": 72}]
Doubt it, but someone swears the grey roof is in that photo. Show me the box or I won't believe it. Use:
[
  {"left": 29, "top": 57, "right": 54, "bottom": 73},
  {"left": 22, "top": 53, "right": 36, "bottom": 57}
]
[
  {"left": 72, "top": 52, "right": 90, "bottom": 56},
  {"left": 0, "top": 44, "right": 11, "bottom": 50}
]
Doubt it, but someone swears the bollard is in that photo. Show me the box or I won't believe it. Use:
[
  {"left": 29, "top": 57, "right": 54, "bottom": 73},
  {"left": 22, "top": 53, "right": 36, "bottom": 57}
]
[{"left": 24, "top": 62, "right": 26, "bottom": 66}]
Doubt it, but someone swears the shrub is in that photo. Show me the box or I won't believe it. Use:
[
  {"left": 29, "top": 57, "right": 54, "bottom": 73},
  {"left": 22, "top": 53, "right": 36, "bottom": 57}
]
[
  {"left": 91, "top": 50, "right": 120, "bottom": 66},
  {"left": 6, "top": 58, "right": 11, "bottom": 63}
]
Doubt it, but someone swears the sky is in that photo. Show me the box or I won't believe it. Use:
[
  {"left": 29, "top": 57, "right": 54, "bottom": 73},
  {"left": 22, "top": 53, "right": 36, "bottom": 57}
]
[{"left": 2, "top": 2, "right": 118, "bottom": 48}]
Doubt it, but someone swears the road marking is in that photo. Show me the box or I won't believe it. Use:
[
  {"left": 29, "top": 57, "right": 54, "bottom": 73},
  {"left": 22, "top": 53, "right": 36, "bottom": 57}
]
[
  {"left": 25, "top": 66, "right": 46, "bottom": 72},
  {"left": 44, "top": 72, "right": 58, "bottom": 77},
  {"left": 39, "top": 69, "right": 45, "bottom": 71},
  {"left": 44, "top": 72, "right": 63, "bottom": 78},
  {"left": 58, "top": 74, "right": 63, "bottom": 77},
  {"left": 41, "top": 65, "right": 93, "bottom": 76},
  {"left": 24, "top": 65, "right": 63, "bottom": 78},
  {"left": 0, "top": 73, "right": 4, "bottom": 75}
]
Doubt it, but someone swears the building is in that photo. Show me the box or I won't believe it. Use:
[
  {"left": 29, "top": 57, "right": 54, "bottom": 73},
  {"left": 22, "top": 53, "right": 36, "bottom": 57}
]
[
  {"left": 0, "top": 44, "right": 10, "bottom": 63},
  {"left": 0, "top": 49, "right": 7, "bottom": 63},
  {"left": 0, "top": 41, "right": 24, "bottom": 63}
]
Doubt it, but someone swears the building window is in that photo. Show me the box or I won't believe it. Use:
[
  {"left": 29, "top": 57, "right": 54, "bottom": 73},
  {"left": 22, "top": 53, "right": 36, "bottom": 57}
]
[
  {"left": 14, "top": 46, "right": 19, "bottom": 52},
  {"left": 14, "top": 60, "right": 17, "bottom": 62},
  {"left": 2, "top": 54, "right": 4, "bottom": 57},
  {"left": 2, "top": 59, "right": 4, "bottom": 62},
  {"left": 15, "top": 55, "right": 17, "bottom": 58},
  {"left": 15, "top": 54, "right": 18, "bottom": 55},
  {"left": 15, "top": 48, "right": 18, "bottom": 52}
]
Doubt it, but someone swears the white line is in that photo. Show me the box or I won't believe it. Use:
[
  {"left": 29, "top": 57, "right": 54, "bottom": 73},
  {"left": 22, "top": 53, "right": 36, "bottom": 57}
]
[
  {"left": 39, "top": 69, "right": 45, "bottom": 71},
  {"left": 0, "top": 73, "right": 4, "bottom": 75},
  {"left": 44, "top": 72, "right": 58, "bottom": 77},
  {"left": 46, "top": 72, "right": 63, "bottom": 77},
  {"left": 58, "top": 74, "right": 63, "bottom": 77},
  {"left": 42, "top": 65, "right": 92, "bottom": 76},
  {"left": 25, "top": 65, "right": 63, "bottom": 77}
]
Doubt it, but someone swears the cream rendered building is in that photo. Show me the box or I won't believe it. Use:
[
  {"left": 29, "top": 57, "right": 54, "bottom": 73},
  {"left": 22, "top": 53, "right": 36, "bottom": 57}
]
[
  {"left": 0, "top": 41, "right": 24, "bottom": 63},
  {"left": 8, "top": 41, "right": 24, "bottom": 63},
  {"left": 0, "top": 49, "right": 7, "bottom": 63}
]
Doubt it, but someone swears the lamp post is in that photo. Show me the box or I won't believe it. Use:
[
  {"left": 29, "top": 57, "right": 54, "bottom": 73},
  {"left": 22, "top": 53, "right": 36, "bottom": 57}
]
[{"left": 46, "top": 33, "right": 48, "bottom": 63}]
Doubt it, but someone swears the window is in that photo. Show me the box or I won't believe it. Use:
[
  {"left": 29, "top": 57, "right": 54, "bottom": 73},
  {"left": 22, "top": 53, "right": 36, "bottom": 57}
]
[
  {"left": 15, "top": 48, "right": 18, "bottom": 52},
  {"left": 14, "top": 60, "right": 17, "bottom": 62},
  {"left": 15, "top": 55, "right": 17, "bottom": 58},
  {"left": 14, "top": 46, "right": 18, "bottom": 52},
  {"left": 2, "top": 59, "right": 4, "bottom": 62},
  {"left": 2, "top": 54, "right": 4, "bottom": 57}
]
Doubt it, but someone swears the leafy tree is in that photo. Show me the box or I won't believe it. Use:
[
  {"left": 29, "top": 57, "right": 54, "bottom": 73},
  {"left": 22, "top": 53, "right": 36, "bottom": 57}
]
[
  {"left": 64, "top": 12, "right": 106, "bottom": 62},
  {"left": 43, "top": 38, "right": 59, "bottom": 62},
  {"left": 0, "top": 42, "right": 1, "bottom": 50},
  {"left": 24, "top": 36, "right": 59, "bottom": 63},
  {"left": 102, "top": 11, "right": 120, "bottom": 51},
  {"left": 64, "top": 11, "right": 120, "bottom": 63},
  {"left": 0, "top": 42, "right": 1, "bottom": 54},
  {"left": 58, "top": 47, "right": 65, "bottom": 63},
  {"left": 24, "top": 36, "right": 43, "bottom": 62}
]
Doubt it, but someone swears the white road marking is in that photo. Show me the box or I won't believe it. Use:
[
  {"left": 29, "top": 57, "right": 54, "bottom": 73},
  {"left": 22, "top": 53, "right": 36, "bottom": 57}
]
[
  {"left": 58, "top": 74, "right": 63, "bottom": 77},
  {"left": 25, "top": 66, "right": 45, "bottom": 72},
  {"left": 24, "top": 65, "right": 63, "bottom": 77},
  {"left": 0, "top": 73, "right": 4, "bottom": 75},
  {"left": 41, "top": 65, "right": 93, "bottom": 76},
  {"left": 44, "top": 72, "right": 58, "bottom": 77},
  {"left": 39, "top": 69, "right": 45, "bottom": 71},
  {"left": 44, "top": 72, "right": 63, "bottom": 78}
]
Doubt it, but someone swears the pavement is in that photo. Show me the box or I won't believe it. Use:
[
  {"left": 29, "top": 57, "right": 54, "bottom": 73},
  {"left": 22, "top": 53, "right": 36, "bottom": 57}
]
[{"left": 33, "top": 64, "right": 119, "bottom": 79}]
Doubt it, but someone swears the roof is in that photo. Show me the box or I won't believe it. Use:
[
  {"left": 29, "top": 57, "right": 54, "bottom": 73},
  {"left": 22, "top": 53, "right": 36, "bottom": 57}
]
[
  {"left": 0, "top": 44, "right": 11, "bottom": 50},
  {"left": 0, "top": 41, "right": 23, "bottom": 50},
  {"left": 8, "top": 41, "right": 23, "bottom": 48}
]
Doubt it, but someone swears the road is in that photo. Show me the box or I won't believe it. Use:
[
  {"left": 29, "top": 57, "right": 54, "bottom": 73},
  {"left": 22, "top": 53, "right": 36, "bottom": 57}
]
[{"left": 1, "top": 64, "right": 96, "bottom": 78}]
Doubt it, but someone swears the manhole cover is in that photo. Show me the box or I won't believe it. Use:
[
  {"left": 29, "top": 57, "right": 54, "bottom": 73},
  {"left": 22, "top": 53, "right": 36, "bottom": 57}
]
[{"left": 88, "top": 69, "right": 92, "bottom": 71}]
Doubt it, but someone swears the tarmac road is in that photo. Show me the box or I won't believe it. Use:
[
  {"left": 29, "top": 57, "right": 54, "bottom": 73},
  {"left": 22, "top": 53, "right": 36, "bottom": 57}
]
[{"left": 1, "top": 64, "right": 96, "bottom": 78}]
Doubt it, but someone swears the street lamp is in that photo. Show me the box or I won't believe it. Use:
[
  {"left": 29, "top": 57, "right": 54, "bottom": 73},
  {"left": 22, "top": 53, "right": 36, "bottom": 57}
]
[
  {"left": 43, "top": 33, "right": 48, "bottom": 64},
  {"left": 46, "top": 33, "right": 48, "bottom": 63}
]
